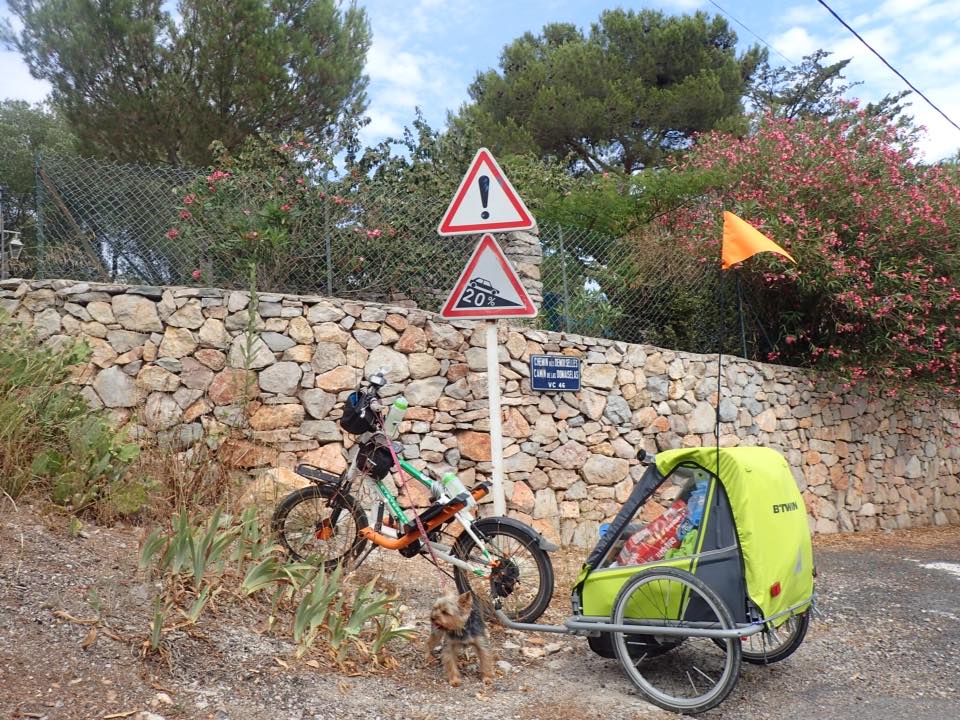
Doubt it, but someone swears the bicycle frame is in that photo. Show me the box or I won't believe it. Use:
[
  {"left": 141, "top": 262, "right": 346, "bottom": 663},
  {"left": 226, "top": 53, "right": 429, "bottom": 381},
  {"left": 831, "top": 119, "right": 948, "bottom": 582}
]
[{"left": 347, "top": 444, "right": 495, "bottom": 577}]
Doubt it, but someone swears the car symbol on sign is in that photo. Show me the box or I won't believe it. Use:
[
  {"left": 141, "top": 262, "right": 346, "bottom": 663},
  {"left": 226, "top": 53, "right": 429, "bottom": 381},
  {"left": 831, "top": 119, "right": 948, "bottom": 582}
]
[{"left": 467, "top": 278, "right": 499, "bottom": 296}]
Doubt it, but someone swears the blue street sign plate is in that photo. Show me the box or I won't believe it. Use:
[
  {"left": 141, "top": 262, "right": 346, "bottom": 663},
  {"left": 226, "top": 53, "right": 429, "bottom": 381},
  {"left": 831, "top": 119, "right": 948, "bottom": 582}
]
[{"left": 529, "top": 354, "right": 581, "bottom": 392}]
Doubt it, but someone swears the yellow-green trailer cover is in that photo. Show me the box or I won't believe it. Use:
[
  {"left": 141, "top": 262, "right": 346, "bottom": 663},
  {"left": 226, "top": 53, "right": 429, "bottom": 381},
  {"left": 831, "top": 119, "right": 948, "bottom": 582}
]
[{"left": 656, "top": 447, "right": 814, "bottom": 621}]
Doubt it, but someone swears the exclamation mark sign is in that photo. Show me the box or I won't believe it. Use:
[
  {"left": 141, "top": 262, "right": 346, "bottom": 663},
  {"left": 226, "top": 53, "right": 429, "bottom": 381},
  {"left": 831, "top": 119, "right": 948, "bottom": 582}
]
[{"left": 478, "top": 175, "right": 490, "bottom": 219}]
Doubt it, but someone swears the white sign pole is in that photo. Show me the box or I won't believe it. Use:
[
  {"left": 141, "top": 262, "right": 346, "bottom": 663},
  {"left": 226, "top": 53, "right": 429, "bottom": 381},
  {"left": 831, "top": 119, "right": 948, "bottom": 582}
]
[{"left": 486, "top": 319, "right": 506, "bottom": 515}]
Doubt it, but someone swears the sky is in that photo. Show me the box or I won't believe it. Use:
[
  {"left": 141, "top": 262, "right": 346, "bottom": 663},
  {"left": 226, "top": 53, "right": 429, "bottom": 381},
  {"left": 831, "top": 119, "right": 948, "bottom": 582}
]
[{"left": 2, "top": 0, "right": 959, "bottom": 161}]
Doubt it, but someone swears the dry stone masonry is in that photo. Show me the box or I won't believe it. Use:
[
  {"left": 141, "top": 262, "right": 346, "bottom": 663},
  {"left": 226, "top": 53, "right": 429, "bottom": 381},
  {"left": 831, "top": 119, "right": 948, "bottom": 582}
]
[{"left": 3, "top": 277, "right": 958, "bottom": 547}]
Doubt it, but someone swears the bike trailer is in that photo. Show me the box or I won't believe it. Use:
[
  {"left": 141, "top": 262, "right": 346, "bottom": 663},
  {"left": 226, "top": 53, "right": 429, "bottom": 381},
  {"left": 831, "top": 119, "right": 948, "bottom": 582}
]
[{"left": 575, "top": 446, "right": 814, "bottom": 628}]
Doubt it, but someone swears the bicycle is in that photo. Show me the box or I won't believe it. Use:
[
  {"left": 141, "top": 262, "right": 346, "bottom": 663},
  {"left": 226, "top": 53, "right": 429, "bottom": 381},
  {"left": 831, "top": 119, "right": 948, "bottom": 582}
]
[{"left": 271, "top": 369, "right": 557, "bottom": 623}]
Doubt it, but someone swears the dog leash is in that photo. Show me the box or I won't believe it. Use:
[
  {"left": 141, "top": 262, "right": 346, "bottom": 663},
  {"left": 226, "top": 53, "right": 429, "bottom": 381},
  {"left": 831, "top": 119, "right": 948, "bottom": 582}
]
[{"left": 380, "top": 430, "right": 450, "bottom": 590}]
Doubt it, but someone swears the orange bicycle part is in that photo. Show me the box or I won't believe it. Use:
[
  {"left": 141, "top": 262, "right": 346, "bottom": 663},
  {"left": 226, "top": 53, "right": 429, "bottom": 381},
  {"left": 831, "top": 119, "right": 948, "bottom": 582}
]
[{"left": 359, "top": 485, "right": 489, "bottom": 550}]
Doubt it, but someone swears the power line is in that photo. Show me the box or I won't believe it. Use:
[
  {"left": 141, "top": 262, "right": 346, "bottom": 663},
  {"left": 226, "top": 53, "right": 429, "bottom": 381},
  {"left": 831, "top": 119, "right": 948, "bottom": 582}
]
[
  {"left": 816, "top": 0, "right": 960, "bottom": 134},
  {"left": 706, "top": 0, "right": 795, "bottom": 66}
]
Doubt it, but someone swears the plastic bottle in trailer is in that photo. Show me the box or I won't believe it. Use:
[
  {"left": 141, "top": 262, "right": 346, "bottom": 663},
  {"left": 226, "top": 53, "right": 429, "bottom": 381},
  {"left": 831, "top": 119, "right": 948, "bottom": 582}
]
[{"left": 616, "top": 499, "right": 687, "bottom": 566}]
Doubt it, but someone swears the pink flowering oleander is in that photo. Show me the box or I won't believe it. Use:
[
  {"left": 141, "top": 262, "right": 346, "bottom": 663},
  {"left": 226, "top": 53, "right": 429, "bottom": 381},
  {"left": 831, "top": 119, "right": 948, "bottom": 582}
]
[
  {"left": 206, "top": 170, "right": 231, "bottom": 183},
  {"left": 659, "top": 108, "right": 960, "bottom": 393}
]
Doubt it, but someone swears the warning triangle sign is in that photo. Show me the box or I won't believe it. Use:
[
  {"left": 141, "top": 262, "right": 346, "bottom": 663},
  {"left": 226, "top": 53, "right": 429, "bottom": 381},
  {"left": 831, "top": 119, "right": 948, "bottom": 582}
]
[
  {"left": 440, "top": 234, "right": 537, "bottom": 319},
  {"left": 437, "top": 148, "right": 536, "bottom": 236}
]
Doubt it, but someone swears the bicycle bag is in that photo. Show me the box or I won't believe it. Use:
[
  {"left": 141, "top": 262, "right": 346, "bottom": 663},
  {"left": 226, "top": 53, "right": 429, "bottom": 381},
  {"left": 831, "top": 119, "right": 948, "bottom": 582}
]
[
  {"left": 356, "top": 440, "right": 394, "bottom": 480},
  {"left": 340, "top": 391, "right": 378, "bottom": 434}
]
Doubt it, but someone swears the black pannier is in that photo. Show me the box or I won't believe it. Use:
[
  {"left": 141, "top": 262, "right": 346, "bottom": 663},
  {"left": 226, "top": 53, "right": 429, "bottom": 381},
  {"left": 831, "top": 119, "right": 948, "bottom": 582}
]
[
  {"left": 356, "top": 440, "right": 393, "bottom": 480},
  {"left": 340, "top": 391, "right": 378, "bottom": 434}
]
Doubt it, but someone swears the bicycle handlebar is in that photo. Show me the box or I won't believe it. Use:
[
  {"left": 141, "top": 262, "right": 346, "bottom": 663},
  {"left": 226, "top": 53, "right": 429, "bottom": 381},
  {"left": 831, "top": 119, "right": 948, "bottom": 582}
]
[{"left": 637, "top": 449, "right": 656, "bottom": 466}]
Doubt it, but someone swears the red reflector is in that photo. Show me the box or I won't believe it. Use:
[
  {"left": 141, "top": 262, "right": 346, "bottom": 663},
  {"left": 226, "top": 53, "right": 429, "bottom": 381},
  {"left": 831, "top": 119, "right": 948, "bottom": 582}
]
[{"left": 770, "top": 582, "right": 781, "bottom": 597}]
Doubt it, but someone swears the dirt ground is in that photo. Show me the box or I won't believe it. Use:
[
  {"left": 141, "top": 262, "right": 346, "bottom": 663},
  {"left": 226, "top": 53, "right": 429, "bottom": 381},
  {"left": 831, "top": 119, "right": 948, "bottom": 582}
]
[{"left": 2, "top": 503, "right": 959, "bottom": 720}]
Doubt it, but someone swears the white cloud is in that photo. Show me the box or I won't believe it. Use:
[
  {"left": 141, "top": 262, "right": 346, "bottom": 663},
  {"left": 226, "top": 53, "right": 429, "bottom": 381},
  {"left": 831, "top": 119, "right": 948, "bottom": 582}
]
[
  {"left": 0, "top": 50, "right": 49, "bottom": 103},
  {"left": 904, "top": 85, "right": 960, "bottom": 161},
  {"left": 366, "top": 42, "right": 426, "bottom": 92},
  {"left": 876, "top": 0, "right": 933, "bottom": 19},
  {"left": 358, "top": 2, "right": 472, "bottom": 147},
  {"left": 767, "top": 2, "right": 960, "bottom": 161},
  {"left": 362, "top": 110, "right": 404, "bottom": 140},
  {"left": 661, "top": 0, "right": 705, "bottom": 11},
  {"left": 771, "top": 26, "right": 818, "bottom": 59}
]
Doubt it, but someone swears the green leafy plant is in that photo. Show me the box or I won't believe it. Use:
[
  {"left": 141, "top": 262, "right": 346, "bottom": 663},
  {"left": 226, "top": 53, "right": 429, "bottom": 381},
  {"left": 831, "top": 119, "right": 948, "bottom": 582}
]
[
  {"left": 140, "top": 506, "right": 414, "bottom": 663},
  {"left": 0, "top": 314, "right": 142, "bottom": 516}
]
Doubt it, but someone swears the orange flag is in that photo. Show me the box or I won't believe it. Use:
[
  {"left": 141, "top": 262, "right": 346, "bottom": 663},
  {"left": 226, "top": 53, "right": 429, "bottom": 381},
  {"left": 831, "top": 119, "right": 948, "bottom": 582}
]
[{"left": 721, "top": 211, "right": 795, "bottom": 269}]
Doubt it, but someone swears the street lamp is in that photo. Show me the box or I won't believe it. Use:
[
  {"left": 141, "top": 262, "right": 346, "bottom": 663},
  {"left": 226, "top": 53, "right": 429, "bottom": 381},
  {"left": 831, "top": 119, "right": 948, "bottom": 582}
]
[
  {"left": 1, "top": 184, "right": 23, "bottom": 280},
  {"left": 1, "top": 231, "right": 23, "bottom": 281}
]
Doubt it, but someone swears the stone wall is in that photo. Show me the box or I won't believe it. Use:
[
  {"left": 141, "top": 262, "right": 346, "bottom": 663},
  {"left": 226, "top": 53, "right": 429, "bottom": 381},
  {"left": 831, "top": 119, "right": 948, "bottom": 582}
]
[{"left": 3, "top": 276, "right": 958, "bottom": 547}]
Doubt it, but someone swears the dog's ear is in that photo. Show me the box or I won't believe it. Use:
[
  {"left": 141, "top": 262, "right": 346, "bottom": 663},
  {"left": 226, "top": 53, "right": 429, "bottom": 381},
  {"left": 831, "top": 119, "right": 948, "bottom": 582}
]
[{"left": 458, "top": 591, "right": 473, "bottom": 611}]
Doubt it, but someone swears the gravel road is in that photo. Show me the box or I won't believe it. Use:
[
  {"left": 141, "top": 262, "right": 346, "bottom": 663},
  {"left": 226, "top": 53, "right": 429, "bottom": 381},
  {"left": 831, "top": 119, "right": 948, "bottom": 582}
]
[{"left": 1, "top": 508, "right": 957, "bottom": 720}]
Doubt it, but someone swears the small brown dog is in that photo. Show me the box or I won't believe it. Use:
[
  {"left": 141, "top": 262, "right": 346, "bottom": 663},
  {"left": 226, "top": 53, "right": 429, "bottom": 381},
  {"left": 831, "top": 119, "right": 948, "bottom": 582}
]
[{"left": 427, "top": 591, "right": 494, "bottom": 686}]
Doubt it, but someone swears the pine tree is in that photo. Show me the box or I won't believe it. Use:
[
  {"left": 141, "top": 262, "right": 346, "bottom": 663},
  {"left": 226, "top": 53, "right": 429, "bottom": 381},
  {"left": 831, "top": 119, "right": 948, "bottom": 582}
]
[
  {"left": 456, "top": 9, "right": 764, "bottom": 174},
  {"left": 5, "top": 0, "right": 371, "bottom": 166}
]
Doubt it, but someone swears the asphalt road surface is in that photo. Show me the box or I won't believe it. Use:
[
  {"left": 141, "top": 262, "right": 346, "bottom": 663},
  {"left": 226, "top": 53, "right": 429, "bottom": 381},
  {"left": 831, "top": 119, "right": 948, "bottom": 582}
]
[{"left": 689, "top": 527, "right": 960, "bottom": 719}]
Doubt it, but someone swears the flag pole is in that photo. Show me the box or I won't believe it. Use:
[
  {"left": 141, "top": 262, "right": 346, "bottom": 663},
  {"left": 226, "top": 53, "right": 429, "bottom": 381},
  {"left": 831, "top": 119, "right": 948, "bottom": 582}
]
[
  {"left": 717, "top": 210, "right": 797, "bottom": 463},
  {"left": 716, "top": 265, "right": 724, "bottom": 451},
  {"left": 736, "top": 270, "right": 748, "bottom": 358}
]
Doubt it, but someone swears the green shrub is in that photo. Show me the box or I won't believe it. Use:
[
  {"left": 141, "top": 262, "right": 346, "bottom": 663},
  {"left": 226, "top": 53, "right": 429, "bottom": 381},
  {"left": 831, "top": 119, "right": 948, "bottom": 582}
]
[
  {"left": 0, "top": 314, "right": 141, "bottom": 515},
  {"left": 141, "top": 507, "right": 414, "bottom": 663}
]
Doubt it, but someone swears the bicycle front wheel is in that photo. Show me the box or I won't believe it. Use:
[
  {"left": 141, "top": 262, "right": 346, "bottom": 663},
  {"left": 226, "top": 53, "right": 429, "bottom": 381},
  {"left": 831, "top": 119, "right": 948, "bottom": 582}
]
[
  {"left": 451, "top": 518, "right": 554, "bottom": 623},
  {"left": 271, "top": 485, "right": 368, "bottom": 569}
]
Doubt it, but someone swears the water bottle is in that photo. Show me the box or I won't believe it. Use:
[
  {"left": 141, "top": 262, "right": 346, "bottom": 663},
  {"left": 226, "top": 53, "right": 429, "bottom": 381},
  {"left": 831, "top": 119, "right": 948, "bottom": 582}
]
[
  {"left": 441, "top": 471, "right": 474, "bottom": 507},
  {"left": 382, "top": 396, "right": 408, "bottom": 438},
  {"left": 687, "top": 481, "right": 708, "bottom": 525},
  {"left": 677, "top": 481, "right": 708, "bottom": 539},
  {"left": 617, "top": 500, "right": 686, "bottom": 566},
  {"left": 428, "top": 479, "right": 449, "bottom": 502}
]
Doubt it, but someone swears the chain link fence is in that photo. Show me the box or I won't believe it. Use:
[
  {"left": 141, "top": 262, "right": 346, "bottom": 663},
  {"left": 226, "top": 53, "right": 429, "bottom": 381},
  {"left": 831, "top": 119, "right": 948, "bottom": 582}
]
[{"left": 34, "top": 154, "right": 771, "bottom": 359}]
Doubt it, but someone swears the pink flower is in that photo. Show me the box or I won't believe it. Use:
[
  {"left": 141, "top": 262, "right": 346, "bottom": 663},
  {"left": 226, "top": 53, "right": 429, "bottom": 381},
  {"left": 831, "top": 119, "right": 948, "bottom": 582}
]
[
  {"left": 183, "top": 194, "right": 196, "bottom": 205},
  {"left": 365, "top": 228, "right": 382, "bottom": 238},
  {"left": 166, "top": 228, "right": 180, "bottom": 239},
  {"left": 280, "top": 203, "right": 292, "bottom": 212},
  {"left": 191, "top": 269, "right": 202, "bottom": 280},
  {"left": 179, "top": 210, "right": 192, "bottom": 220}
]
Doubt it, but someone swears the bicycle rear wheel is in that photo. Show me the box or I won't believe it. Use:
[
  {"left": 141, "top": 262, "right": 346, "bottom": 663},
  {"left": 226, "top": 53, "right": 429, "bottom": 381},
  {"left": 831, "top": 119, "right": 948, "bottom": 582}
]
[{"left": 271, "top": 485, "right": 368, "bottom": 569}]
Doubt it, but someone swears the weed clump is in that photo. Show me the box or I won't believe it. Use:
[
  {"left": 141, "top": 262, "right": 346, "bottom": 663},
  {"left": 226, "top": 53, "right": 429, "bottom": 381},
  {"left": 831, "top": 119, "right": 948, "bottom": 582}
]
[{"left": 0, "top": 314, "right": 141, "bottom": 516}]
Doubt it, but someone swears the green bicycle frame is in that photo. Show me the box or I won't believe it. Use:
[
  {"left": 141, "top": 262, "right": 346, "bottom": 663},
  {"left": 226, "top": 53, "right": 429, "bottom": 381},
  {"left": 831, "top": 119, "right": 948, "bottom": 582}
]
[
  {"left": 373, "top": 458, "right": 434, "bottom": 526},
  {"left": 368, "top": 454, "right": 492, "bottom": 574}
]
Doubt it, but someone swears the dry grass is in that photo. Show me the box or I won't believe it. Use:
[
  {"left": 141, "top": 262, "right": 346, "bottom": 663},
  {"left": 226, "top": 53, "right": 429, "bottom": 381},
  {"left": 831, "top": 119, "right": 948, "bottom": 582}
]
[{"left": 134, "top": 438, "right": 242, "bottom": 523}]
